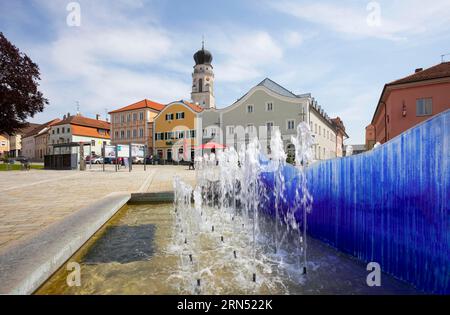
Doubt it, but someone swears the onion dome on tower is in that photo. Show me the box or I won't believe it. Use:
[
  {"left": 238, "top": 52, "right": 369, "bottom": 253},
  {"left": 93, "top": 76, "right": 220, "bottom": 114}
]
[{"left": 193, "top": 42, "right": 213, "bottom": 66}]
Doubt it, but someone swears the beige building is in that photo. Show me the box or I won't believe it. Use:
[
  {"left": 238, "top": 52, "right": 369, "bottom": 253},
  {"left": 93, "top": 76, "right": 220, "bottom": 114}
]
[
  {"left": 21, "top": 119, "right": 61, "bottom": 161},
  {"left": 109, "top": 99, "right": 165, "bottom": 153},
  {"left": 8, "top": 123, "right": 39, "bottom": 158},
  {"left": 0, "top": 135, "right": 9, "bottom": 158}
]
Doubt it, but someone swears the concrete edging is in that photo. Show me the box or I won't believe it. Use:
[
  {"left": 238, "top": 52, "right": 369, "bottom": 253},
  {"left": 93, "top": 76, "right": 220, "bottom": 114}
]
[{"left": 0, "top": 191, "right": 131, "bottom": 295}]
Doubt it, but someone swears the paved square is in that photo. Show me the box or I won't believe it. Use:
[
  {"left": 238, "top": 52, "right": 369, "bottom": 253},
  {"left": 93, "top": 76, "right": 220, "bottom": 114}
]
[{"left": 0, "top": 165, "right": 195, "bottom": 251}]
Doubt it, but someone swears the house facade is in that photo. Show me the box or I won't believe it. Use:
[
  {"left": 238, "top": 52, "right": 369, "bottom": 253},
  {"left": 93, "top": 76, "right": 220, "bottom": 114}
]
[
  {"left": 21, "top": 119, "right": 61, "bottom": 161},
  {"left": 7, "top": 123, "right": 39, "bottom": 158},
  {"left": 200, "top": 78, "right": 347, "bottom": 161},
  {"left": 0, "top": 135, "right": 9, "bottom": 158},
  {"left": 153, "top": 100, "right": 203, "bottom": 161},
  {"left": 49, "top": 114, "right": 111, "bottom": 157},
  {"left": 366, "top": 62, "right": 450, "bottom": 149},
  {"left": 109, "top": 99, "right": 164, "bottom": 153}
]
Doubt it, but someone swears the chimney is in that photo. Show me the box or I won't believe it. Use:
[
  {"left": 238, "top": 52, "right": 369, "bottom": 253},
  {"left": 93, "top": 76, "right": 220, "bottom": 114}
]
[
  {"left": 415, "top": 68, "right": 423, "bottom": 73},
  {"left": 63, "top": 114, "right": 66, "bottom": 120},
  {"left": 67, "top": 112, "right": 70, "bottom": 117},
  {"left": 96, "top": 114, "right": 100, "bottom": 120}
]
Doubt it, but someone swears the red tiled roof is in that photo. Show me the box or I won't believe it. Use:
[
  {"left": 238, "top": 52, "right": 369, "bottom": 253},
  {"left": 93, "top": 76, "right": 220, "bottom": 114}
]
[
  {"left": 387, "top": 62, "right": 450, "bottom": 86},
  {"left": 181, "top": 100, "right": 204, "bottom": 113},
  {"left": 71, "top": 125, "right": 110, "bottom": 139},
  {"left": 109, "top": 99, "right": 165, "bottom": 114},
  {"left": 23, "top": 119, "right": 61, "bottom": 138},
  {"left": 53, "top": 115, "right": 110, "bottom": 130}
]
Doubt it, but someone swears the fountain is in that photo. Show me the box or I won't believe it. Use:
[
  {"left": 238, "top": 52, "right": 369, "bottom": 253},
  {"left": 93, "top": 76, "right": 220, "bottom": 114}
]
[{"left": 172, "top": 123, "right": 315, "bottom": 293}]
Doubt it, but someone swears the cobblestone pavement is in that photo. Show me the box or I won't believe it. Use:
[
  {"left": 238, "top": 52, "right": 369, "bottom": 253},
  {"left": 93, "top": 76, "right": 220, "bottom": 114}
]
[{"left": 0, "top": 165, "right": 196, "bottom": 251}]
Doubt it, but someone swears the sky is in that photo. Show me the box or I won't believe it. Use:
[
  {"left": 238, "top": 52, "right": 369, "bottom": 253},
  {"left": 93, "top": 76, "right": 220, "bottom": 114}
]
[{"left": 1, "top": 0, "right": 449, "bottom": 144}]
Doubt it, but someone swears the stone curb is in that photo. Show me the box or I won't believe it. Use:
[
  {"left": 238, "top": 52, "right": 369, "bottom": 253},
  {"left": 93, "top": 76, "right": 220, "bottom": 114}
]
[{"left": 0, "top": 191, "right": 131, "bottom": 295}]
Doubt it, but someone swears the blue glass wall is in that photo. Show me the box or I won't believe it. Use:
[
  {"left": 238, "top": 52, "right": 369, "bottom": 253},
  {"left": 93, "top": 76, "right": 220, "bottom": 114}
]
[{"left": 261, "top": 110, "right": 449, "bottom": 294}]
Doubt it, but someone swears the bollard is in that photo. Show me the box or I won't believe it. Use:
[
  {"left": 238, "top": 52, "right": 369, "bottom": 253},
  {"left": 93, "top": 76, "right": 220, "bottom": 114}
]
[
  {"left": 197, "top": 279, "right": 201, "bottom": 287},
  {"left": 233, "top": 251, "right": 237, "bottom": 259},
  {"left": 211, "top": 225, "right": 214, "bottom": 232},
  {"left": 252, "top": 273, "right": 256, "bottom": 282},
  {"left": 221, "top": 236, "right": 224, "bottom": 242}
]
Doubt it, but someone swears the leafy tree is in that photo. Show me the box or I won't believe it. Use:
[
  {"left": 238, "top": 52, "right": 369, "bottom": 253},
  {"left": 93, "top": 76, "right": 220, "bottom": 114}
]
[{"left": 0, "top": 32, "right": 48, "bottom": 135}]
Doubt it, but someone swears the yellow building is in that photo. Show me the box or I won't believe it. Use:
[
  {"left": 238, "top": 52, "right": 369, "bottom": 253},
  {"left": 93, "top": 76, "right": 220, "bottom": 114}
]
[
  {"left": 0, "top": 134, "right": 10, "bottom": 158},
  {"left": 153, "top": 100, "right": 203, "bottom": 161}
]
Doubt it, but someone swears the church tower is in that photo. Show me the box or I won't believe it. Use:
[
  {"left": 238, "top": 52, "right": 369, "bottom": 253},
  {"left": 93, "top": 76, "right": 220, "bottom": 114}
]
[{"left": 191, "top": 42, "right": 215, "bottom": 109}]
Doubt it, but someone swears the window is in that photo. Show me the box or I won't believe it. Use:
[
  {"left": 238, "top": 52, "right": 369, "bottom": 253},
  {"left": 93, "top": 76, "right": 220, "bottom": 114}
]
[
  {"left": 247, "top": 105, "right": 254, "bottom": 113},
  {"left": 266, "top": 102, "right": 273, "bottom": 111},
  {"left": 198, "top": 79, "right": 203, "bottom": 92},
  {"left": 319, "top": 126, "right": 321, "bottom": 136},
  {"left": 190, "top": 130, "right": 196, "bottom": 138},
  {"left": 176, "top": 112, "right": 185, "bottom": 120},
  {"left": 139, "top": 112, "right": 144, "bottom": 121},
  {"left": 127, "top": 130, "right": 131, "bottom": 139},
  {"left": 266, "top": 122, "right": 274, "bottom": 133},
  {"left": 115, "top": 131, "right": 119, "bottom": 139},
  {"left": 287, "top": 120, "right": 295, "bottom": 130},
  {"left": 67, "top": 128, "right": 70, "bottom": 133},
  {"left": 139, "top": 128, "right": 144, "bottom": 138},
  {"left": 52, "top": 130, "right": 55, "bottom": 134},
  {"left": 120, "top": 130, "right": 125, "bottom": 139},
  {"left": 165, "top": 113, "right": 174, "bottom": 121},
  {"left": 133, "top": 113, "right": 137, "bottom": 121},
  {"left": 228, "top": 126, "right": 235, "bottom": 135},
  {"left": 57, "top": 128, "right": 60, "bottom": 134},
  {"left": 133, "top": 129, "right": 137, "bottom": 138},
  {"left": 416, "top": 98, "right": 432, "bottom": 116},
  {"left": 127, "top": 114, "right": 131, "bottom": 122},
  {"left": 121, "top": 115, "right": 125, "bottom": 123},
  {"left": 62, "top": 127, "right": 65, "bottom": 133},
  {"left": 314, "top": 124, "right": 317, "bottom": 134},
  {"left": 247, "top": 124, "right": 255, "bottom": 134},
  {"left": 91, "top": 140, "right": 95, "bottom": 146}
]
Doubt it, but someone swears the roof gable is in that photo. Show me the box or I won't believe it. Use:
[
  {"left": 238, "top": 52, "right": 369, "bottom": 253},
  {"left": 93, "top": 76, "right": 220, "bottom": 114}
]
[
  {"left": 109, "top": 99, "right": 165, "bottom": 114},
  {"left": 257, "top": 78, "right": 298, "bottom": 98},
  {"left": 388, "top": 62, "right": 450, "bottom": 86}
]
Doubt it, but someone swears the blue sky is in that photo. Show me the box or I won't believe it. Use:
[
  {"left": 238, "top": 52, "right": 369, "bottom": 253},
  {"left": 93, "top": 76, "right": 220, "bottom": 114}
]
[{"left": 1, "top": 0, "right": 449, "bottom": 144}]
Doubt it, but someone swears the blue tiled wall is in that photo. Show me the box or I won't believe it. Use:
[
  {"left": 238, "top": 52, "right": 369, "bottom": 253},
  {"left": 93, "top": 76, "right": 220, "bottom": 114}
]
[{"left": 261, "top": 110, "right": 449, "bottom": 294}]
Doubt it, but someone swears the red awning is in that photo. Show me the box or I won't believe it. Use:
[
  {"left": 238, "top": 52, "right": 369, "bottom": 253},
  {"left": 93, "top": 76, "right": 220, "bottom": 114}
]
[{"left": 194, "top": 142, "right": 226, "bottom": 150}]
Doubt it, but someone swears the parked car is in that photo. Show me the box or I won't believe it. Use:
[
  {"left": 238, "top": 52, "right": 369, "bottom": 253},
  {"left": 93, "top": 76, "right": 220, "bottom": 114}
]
[
  {"left": 104, "top": 157, "right": 115, "bottom": 164},
  {"left": 132, "top": 156, "right": 144, "bottom": 164},
  {"left": 91, "top": 157, "right": 104, "bottom": 164},
  {"left": 14, "top": 156, "right": 29, "bottom": 163}
]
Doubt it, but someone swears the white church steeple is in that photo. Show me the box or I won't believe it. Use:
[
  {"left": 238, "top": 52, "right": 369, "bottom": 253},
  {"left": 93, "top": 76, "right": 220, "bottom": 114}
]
[{"left": 191, "top": 41, "right": 215, "bottom": 109}]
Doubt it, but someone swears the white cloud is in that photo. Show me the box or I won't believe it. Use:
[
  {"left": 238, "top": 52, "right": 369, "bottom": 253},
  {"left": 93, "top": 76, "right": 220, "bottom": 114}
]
[
  {"left": 283, "top": 31, "right": 303, "bottom": 47},
  {"left": 25, "top": 0, "right": 191, "bottom": 121},
  {"left": 212, "top": 31, "right": 283, "bottom": 82},
  {"left": 270, "top": 0, "right": 450, "bottom": 41}
]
